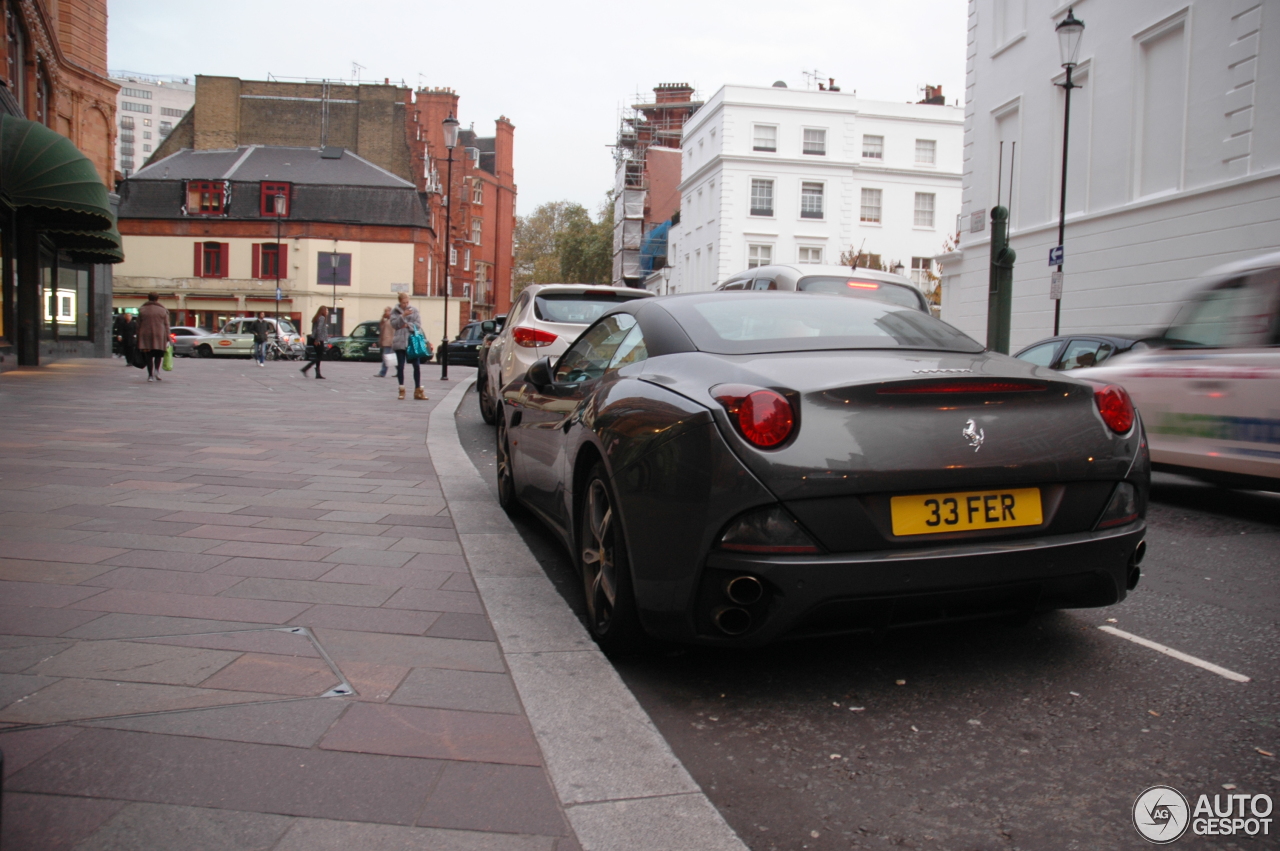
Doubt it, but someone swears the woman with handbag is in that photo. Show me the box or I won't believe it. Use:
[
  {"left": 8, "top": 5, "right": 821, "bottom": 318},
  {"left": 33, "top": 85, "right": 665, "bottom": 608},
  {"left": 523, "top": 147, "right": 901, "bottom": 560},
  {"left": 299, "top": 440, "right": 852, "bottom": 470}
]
[
  {"left": 389, "top": 293, "right": 430, "bottom": 400},
  {"left": 300, "top": 306, "right": 328, "bottom": 379},
  {"left": 137, "top": 293, "right": 170, "bottom": 382}
]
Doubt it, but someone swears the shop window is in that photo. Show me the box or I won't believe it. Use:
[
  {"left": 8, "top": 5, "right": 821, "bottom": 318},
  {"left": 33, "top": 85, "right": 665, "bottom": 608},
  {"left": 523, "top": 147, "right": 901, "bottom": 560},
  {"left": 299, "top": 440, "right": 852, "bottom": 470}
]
[
  {"left": 193, "top": 242, "right": 229, "bottom": 278},
  {"left": 260, "top": 182, "right": 291, "bottom": 217},
  {"left": 50, "top": 262, "right": 92, "bottom": 339},
  {"left": 252, "top": 243, "right": 287, "bottom": 279},
  {"left": 186, "top": 181, "right": 227, "bottom": 216}
]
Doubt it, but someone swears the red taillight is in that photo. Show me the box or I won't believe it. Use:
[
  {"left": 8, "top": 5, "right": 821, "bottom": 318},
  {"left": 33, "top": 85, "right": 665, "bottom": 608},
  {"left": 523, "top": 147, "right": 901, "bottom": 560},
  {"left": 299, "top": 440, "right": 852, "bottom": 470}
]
[
  {"left": 713, "top": 384, "right": 795, "bottom": 448},
  {"left": 847, "top": 280, "right": 880, "bottom": 290},
  {"left": 877, "top": 380, "right": 1047, "bottom": 395},
  {"left": 1094, "top": 384, "right": 1135, "bottom": 434},
  {"left": 513, "top": 327, "right": 558, "bottom": 348}
]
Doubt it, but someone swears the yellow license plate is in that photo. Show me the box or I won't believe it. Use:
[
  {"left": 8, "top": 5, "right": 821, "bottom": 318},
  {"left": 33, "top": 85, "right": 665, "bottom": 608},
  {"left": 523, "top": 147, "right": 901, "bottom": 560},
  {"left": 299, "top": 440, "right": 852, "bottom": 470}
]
[{"left": 890, "top": 488, "right": 1043, "bottom": 536}]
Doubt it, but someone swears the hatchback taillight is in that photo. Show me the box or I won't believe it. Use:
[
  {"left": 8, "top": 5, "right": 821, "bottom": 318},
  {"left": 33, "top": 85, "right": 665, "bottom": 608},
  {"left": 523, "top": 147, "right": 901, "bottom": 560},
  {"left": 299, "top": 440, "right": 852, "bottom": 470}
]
[
  {"left": 1094, "top": 384, "right": 1135, "bottom": 434},
  {"left": 712, "top": 384, "right": 796, "bottom": 448},
  {"left": 513, "top": 327, "right": 557, "bottom": 348}
]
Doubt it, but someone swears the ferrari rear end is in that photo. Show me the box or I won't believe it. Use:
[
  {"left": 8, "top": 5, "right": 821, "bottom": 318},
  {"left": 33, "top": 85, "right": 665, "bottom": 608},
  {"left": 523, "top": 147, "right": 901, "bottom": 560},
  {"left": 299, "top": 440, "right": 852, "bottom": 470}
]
[{"left": 616, "top": 295, "right": 1148, "bottom": 646}]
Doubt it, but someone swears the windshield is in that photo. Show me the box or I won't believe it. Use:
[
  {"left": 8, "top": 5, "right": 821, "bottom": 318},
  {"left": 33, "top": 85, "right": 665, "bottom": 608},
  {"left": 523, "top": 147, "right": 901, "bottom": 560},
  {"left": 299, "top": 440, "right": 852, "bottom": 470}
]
[
  {"left": 796, "top": 275, "right": 925, "bottom": 310},
  {"left": 276, "top": 319, "right": 296, "bottom": 334},
  {"left": 535, "top": 292, "right": 643, "bottom": 324},
  {"left": 674, "top": 294, "right": 982, "bottom": 355}
]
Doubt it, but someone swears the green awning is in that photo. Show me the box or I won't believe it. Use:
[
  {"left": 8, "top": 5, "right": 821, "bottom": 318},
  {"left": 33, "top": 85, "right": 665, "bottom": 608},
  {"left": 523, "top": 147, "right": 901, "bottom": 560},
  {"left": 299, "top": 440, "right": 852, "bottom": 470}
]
[
  {"left": 50, "top": 224, "right": 125, "bottom": 264},
  {"left": 1, "top": 113, "right": 115, "bottom": 232}
]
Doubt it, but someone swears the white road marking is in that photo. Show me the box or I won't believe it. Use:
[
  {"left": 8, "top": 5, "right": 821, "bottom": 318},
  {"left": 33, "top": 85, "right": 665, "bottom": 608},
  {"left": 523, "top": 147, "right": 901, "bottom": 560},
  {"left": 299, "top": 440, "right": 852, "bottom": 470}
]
[{"left": 1099, "top": 626, "right": 1251, "bottom": 683}]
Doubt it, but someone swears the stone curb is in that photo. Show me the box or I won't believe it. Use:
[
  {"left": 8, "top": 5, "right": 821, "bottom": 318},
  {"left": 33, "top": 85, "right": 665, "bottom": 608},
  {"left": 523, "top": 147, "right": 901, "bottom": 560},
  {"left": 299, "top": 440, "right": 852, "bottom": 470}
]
[{"left": 428, "top": 378, "right": 748, "bottom": 851}]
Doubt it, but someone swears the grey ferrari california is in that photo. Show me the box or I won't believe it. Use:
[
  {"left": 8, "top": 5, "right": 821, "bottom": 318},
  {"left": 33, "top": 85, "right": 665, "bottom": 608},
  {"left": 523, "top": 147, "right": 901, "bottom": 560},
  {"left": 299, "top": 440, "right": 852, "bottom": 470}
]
[{"left": 495, "top": 292, "right": 1149, "bottom": 652}]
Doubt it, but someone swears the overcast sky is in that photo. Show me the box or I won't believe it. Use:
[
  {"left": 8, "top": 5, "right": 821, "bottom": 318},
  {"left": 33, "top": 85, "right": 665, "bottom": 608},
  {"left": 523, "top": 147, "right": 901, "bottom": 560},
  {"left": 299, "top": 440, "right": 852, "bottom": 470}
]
[{"left": 108, "top": 0, "right": 967, "bottom": 218}]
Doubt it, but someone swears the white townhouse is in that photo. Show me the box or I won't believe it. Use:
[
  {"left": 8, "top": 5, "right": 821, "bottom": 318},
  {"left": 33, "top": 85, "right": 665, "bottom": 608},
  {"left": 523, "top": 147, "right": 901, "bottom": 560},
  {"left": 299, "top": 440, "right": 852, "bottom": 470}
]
[
  {"left": 941, "top": 0, "right": 1280, "bottom": 349},
  {"left": 663, "top": 83, "right": 962, "bottom": 294}
]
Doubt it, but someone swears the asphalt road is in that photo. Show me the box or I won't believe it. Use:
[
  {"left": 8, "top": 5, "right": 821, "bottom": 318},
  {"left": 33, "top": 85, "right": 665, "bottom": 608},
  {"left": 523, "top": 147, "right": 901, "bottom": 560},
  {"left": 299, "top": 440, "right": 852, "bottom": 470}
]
[{"left": 455, "top": 386, "right": 1280, "bottom": 851}]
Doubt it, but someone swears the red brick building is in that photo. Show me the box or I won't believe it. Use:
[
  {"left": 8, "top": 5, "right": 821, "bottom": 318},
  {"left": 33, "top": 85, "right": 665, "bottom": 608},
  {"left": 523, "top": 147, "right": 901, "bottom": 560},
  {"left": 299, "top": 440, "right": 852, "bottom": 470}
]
[
  {"left": 1, "top": 0, "right": 122, "bottom": 368},
  {"left": 411, "top": 89, "right": 516, "bottom": 323}
]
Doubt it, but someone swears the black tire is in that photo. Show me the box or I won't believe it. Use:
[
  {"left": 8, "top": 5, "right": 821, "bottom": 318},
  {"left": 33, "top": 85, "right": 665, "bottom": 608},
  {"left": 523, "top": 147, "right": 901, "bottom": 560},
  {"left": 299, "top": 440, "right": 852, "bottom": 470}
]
[
  {"left": 495, "top": 414, "right": 519, "bottom": 514},
  {"left": 325, "top": 346, "right": 343, "bottom": 361},
  {"left": 478, "top": 375, "right": 497, "bottom": 425},
  {"left": 577, "top": 462, "right": 646, "bottom": 654},
  {"left": 197, "top": 345, "right": 213, "bottom": 358}
]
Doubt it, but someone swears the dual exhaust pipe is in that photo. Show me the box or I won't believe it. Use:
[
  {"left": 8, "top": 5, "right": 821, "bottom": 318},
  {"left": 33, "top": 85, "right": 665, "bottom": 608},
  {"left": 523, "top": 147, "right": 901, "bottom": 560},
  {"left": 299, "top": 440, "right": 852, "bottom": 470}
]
[
  {"left": 712, "top": 575, "right": 765, "bottom": 636},
  {"left": 1126, "top": 539, "right": 1146, "bottom": 591}
]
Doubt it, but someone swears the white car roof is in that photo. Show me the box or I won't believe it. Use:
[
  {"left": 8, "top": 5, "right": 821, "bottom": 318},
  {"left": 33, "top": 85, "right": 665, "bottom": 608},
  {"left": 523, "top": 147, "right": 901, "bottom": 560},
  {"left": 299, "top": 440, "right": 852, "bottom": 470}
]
[
  {"left": 727, "top": 264, "right": 920, "bottom": 289},
  {"left": 520, "top": 283, "right": 653, "bottom": 298},
  {"left": 1202, "top": 251, "right": 1280, "bottom": 280}
]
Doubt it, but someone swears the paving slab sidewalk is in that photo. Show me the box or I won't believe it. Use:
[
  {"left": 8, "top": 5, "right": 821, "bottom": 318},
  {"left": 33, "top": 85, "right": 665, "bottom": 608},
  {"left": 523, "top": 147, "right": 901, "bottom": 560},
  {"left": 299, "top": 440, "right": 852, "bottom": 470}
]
[{"left": 0, "top": 359, "right": 578, "bottom": 851}]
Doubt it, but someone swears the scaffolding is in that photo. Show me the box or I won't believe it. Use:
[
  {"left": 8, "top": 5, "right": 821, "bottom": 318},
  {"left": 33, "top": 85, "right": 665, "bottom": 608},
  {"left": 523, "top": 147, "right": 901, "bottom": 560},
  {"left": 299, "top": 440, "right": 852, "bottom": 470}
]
[{"left": 611, "top": 83, "right": 702, "bottom": 285}]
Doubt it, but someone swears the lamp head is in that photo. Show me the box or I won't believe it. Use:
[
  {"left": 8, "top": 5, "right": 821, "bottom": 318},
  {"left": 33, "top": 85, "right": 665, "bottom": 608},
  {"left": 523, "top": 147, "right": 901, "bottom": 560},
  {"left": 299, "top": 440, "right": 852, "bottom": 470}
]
[
  {"left": 1056, "top": 8, "right": 1085, "bottom": 68},
  {"left": 893, "top": 262, "right": 906, "bottom": 276},
  {"left": 273, "top": 193, "right": 286, "bottom": 215},
  {"left": 442, "top": 114, "right": 461, "bottom": 150}
]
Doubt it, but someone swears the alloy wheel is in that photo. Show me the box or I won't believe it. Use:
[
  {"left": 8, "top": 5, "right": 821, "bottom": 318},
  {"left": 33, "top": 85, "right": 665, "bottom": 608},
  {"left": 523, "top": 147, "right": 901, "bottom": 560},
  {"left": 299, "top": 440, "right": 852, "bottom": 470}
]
[
  {"left": 582, "top": 478, "right": 617, "bottom": 633},
  {"left": 496, "top": 417, "right": 516, "bottom": 510}
]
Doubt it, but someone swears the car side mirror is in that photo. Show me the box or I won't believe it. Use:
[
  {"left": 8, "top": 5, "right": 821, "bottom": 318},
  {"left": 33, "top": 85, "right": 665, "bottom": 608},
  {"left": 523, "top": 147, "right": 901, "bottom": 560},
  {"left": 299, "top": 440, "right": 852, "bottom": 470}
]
[
  {"left": 525, "top": 356, "right": 554, "bottom": 391},
  {"left": 481, "top": 320, "right": 496, "bottom": 334}
]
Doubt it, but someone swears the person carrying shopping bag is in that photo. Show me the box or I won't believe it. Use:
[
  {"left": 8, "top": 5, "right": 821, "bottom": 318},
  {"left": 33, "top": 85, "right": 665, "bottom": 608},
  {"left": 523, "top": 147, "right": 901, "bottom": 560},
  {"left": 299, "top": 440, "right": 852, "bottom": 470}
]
[
  {"left": 301, "top": 306, "right": 329, "bottom": 379},
  {"left": 374, "top": 306, "right": 396, "bottom": 378},
  {"left": 389, "top": 293, "right": 430, "bottom": 400},
  {"left": 137, "top": 293, "right": 170, "bottom": 382}
]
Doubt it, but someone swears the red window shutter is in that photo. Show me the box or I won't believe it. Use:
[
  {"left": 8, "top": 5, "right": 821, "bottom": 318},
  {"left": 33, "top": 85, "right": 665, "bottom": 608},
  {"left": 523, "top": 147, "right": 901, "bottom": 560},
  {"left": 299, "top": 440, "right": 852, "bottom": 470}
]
[
  {"left": 278, "top": 243, "right": 288, "bottom": 278},
  {"left": 193, "top": 243, "right": 203, "bottom": 277},
  {"left": 218, "top": 243, "right": 230, "bottom": 278},
  {"left": 252, "top": 244, "right": 261, "bottom": 279}
]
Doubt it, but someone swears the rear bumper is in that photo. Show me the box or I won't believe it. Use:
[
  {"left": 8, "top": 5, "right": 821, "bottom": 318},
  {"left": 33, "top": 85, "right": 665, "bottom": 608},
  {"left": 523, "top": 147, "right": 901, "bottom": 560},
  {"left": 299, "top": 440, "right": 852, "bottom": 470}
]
[{"left": 643, "top": 522, "right": 1145, "bottom": 647}]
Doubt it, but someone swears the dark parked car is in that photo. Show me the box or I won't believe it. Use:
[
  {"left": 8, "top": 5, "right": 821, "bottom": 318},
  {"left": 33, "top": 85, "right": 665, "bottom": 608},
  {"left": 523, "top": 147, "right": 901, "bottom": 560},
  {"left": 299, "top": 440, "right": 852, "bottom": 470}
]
[
  {"left": 439, "top": 320, "right": 489, "bottom": 366},
  {"left": 495, "top": 292, "right": 1149, "bottom": 652},
  {"left": 1013, "top": 335, "right": 1143, "bottom": 371},
  {"left": 326, "top": 321, "right": 385, "bottom": 361}
]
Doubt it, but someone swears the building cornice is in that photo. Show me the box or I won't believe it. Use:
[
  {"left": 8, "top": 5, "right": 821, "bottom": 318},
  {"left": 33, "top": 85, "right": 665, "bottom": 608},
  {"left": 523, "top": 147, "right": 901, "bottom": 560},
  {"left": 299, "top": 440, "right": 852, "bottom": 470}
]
[
  {"left": 717, "top": 99, "right": 963, "bottom": 126},
  {"left": 959, "top": 166, "right": 1280, "bottom": 251},
  {"left": 680, "top": 154, "right": 962, "bottom": 191}
]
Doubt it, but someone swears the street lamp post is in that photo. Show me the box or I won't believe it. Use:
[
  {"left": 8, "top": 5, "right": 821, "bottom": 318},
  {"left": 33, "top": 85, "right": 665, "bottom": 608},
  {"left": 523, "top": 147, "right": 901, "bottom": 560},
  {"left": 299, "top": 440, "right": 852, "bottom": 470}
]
[
  {"left": 1053, "top": 8, "right": 1085, "bottom": 336},
  {"left": 440, "top": 114, "right": 460, "bottom": 381},
  {"left": 274, "top": 193, "right": 285, "bottom": 344}
]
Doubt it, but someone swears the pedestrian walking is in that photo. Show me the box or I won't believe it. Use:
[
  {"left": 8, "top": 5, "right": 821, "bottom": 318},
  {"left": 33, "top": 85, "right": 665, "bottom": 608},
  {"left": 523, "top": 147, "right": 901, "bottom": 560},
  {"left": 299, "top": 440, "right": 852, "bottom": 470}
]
[
  {"left": 251, "top": 312, "right": 271, "bottom": 366},
  {"left": 389, "top": 293, "right": 429, "bottom": 400},
  {"left": 122, "top": 313, "right": 140, "bottom": 368},
  {"left": 300, "top": 306, "right": 328, "bottom": 379},
  {"left": 112, "top": 311, "right": 128, "bottom": 358},
  {"left": 374, "top": 306, "right": 395, "bottom": 378},
  {"left": 137, "top": 293, "right": 170, "bottom": 382}
]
